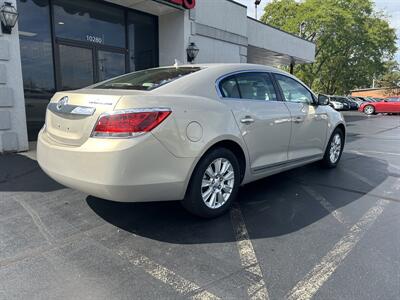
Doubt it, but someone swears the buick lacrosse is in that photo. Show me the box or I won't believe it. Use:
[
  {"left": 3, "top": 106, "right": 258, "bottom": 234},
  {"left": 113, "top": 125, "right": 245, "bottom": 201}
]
[{"left": 37, "top": 64, "right": 346, "bottom": 218}]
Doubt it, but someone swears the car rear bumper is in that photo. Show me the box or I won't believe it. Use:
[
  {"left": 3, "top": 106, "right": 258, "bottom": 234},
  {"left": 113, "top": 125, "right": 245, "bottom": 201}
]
[{"left": 37, "top": 128, "right": 195, "bottom": 202}]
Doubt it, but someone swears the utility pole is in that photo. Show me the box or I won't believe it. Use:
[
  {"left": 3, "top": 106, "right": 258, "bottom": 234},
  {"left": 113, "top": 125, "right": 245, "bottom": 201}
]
[
  {"left": 290, "top": 58, "right": 295, "bottom": 74},
  {"left": 300, "top": 21, "right": 306, "bottom": 37}
]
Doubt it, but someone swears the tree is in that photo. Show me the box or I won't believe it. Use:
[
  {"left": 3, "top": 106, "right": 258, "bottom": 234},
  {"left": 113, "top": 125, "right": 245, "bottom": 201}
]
[
  {"left": 260, "top": 0, "right": 397, "bottom": 95},
  {"left": 376, "top": 61, "right": 400, "bottom": 96}
]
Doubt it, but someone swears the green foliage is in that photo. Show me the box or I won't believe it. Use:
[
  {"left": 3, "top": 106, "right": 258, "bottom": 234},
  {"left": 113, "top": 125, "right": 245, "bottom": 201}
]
[
  {"left": 260, "top": 0, "right": 397, "bottom": 94},
  {"left": 377, "top": 61, "right": 400, "bottom": 96}
]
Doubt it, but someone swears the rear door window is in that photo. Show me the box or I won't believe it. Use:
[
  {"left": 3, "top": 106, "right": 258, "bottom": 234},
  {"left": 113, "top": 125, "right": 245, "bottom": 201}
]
[
  {"left": 219, "top": 72, "right": 278, "bottom": 101},
  {"left": 219, "top": 75, "right": 240, "bottom": 98}
]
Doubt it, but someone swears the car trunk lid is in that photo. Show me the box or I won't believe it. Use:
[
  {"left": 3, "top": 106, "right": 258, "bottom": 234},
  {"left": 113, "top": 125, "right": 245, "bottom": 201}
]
[{"left": 45, "top": 89, "right": 144, "bottom": 146}]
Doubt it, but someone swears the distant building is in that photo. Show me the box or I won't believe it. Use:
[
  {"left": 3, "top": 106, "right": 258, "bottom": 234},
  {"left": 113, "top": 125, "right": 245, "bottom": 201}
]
[{"left": 351, "top": 88, "right": 397, "bottom": 98}]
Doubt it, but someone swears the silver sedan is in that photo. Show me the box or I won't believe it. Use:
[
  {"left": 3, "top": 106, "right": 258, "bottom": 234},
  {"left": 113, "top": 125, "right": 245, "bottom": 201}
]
[{"left": 37, "top": 64, "right": 346, "bottom": 218}]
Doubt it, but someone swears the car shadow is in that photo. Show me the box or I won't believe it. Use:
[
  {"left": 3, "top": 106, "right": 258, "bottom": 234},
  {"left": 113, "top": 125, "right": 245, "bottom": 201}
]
[
  {"left": 87, "top": 153, "right": 391, "bottom": 244},
  {"left": 343, "top": 114, "right": 369, "bottom": 123}
]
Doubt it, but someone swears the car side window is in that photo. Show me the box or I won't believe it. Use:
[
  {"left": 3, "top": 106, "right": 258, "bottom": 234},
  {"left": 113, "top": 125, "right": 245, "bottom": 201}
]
[
  {"left": 274, "top": 74, "right": 314, "bottom": 104},
  {"left": 219, "top": 72, "right": 278, "bottom": 101},
  {"left": 219, "top": 75, "right": 240, "bottom": 98},
  {"left": 235, "top": 73, "right": 277, "bottom": 101}
]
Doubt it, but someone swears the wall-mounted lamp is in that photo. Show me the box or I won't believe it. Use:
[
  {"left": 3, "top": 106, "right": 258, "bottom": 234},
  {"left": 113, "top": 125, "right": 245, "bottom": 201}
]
[
  {"left": 255, "top": 0, "right": 261, "bottom": 19},
  {"left": 186, "top": 42, "right": 199, "bottom": 63},
  {"left": 0, "top": 2, "right": 18, "bottom": 34}
]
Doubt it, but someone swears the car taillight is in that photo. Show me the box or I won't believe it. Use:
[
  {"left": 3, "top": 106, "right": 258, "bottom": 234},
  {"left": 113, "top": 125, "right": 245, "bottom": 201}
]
[{"left": 92, "top": 108, "right": 171, "bottom": 138}]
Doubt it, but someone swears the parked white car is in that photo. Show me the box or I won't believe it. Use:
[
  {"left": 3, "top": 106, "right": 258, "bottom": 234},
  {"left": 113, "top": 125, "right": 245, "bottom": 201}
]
[
  {"left": 329, "top": 100, "right": 344, "bottom": 110},
  {"left": 37, "top": 64, "right": 346, "bottom": 218}
]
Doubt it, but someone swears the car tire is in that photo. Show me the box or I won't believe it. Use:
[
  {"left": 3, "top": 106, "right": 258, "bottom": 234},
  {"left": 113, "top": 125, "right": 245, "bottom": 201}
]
[
  {"left": 363, "top": 105, "right": 375, "bottom": 115},
  {"left": 182, "top": 148, "right": 241, "bottom": 218},
  {"left": 321, "top": 128, "right": 344, "bottom": 168}
]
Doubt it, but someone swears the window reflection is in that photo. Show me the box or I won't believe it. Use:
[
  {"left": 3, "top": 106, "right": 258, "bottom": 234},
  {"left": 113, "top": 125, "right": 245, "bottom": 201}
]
[
  {"left": 98, "top": 51, "right": 126, "bottom": 82},
  {"left": 17, "top": 0, "right": 55, "bottom": 136},
  {"left": 53, "top": 0, "right": 125, "bottom": 48},
  {"left": 128, "top": 11, "right": 158, "bottom": 71},
  {"left": 18, "top": 0, "right": 55, "bottom": 94},
  {"left": 59, "top": 45, "right": 94, "bottom": 90},
  {"left": 275, "top": 74, "right": 314, "bottom": 104},
  {"left": 17, "top": 0, "right": 159, "bottom": 138}
]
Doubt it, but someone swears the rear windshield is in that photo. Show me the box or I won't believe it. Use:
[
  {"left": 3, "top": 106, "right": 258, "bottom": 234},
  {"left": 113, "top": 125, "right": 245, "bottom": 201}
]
[{"left": 94, "top": 67, "right": 201, "bottom": 91}]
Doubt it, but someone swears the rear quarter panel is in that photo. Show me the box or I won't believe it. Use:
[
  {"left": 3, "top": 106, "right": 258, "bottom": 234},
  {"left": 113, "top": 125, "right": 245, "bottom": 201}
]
[{"left": 114, "top": 94, "right": 251, "bottom": 184}]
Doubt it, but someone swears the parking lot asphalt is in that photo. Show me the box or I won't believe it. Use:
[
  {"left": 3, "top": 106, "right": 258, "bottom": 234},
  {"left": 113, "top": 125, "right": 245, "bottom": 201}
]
[{"left": 0, "top": 111, "right": 399, "bottom": 300}]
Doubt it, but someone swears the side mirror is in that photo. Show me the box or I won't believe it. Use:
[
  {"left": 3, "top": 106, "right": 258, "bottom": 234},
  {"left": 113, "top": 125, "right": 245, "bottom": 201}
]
[{"left": 317, "top": 94, "right": 329, "bottom": 106}]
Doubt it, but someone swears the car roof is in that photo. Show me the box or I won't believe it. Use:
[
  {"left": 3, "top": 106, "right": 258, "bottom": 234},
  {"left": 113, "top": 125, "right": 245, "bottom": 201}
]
[
  {"left": 152, "top": 63, "right": 296, "bottom": 98},
  {"left": 159, "top": 63, "right": 285, "bottom": 74}
]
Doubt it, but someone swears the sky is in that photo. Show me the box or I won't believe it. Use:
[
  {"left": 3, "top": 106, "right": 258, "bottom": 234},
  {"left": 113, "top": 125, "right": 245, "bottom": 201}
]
[{"left": 235, "top": 0, "right": 400, "bottom": 62}]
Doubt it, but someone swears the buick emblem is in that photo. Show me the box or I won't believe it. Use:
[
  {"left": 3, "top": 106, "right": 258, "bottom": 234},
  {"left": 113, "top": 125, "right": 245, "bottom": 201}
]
[{"left": 57, "top": 96, "right": 69, "bottom": 110}]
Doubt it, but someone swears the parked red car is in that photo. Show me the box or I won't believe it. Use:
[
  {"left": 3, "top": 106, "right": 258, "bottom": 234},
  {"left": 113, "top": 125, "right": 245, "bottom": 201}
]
[{"left": 359, "top": 98, "right": 400, "bottom": 115}]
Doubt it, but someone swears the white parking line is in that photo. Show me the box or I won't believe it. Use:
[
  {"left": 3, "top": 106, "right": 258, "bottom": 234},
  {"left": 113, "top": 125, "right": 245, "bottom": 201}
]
[
  {"left": 388, "top": 163, "right": 400, "bottom": 172},
  {"left": 230, "top": 203, "right": 269, "bottom": 300},
  {"left": 12, "top": 195, "right": 54, "bottom": 244},
  {"left": 286, "top": 198, "right": 389, "bottom": 300},
  {"left": 301, "top": 185, "right": 350, "bottom": 227},
  {"left": 117, "top": 247, "right": 220, "bottom": 300}
]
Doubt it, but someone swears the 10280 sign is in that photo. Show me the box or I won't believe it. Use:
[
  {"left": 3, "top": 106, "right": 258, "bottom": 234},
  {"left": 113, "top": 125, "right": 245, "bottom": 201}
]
[{"left": 86, "top": 35, "right": 104, "bottom": 44}]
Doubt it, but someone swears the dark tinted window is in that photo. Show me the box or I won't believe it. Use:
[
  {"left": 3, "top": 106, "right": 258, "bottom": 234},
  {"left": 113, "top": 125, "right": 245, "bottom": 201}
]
[
  {"left": 59, "top": 44, "right": 94, "bottom": 90},
  {"left": 275, "top": 74, "right": 313, "bottom": 104},
  {"left": 219, "top": 72, "right": 277, "bottom": 101},
  {"left": 235, "top": 73, "right": 277, "bottom": 101},
  {"left": 95, "top": 67, "right": 201, "bottom": 90},
  {"left": 128, "top": 11, "right": 158, "bottom": 71},
  {"left": 219, "top": 76, "right": 240, "bottom": 98},
  {"left": 53, "top": 0, "right": 125, "bottom": 48},
  {"left": 98, "top": 51, "right": 126, "bottom": 82},
  {"left": 18, "top": 0, "right": 55, "bottom": 94},
  {"left": 332, "top": 97, "right": 347, "bottom": 103}
]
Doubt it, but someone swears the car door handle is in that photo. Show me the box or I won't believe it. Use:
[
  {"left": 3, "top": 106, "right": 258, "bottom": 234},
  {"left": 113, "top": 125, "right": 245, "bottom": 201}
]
[
  {"left": 292, "top": 116, "right": 304, "bottom": 124},
  {"left": 240, "top": 116, "right": 255, "bottom": 125}
]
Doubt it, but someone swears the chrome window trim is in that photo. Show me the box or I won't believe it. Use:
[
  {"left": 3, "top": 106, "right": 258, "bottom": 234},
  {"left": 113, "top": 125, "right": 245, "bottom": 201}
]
[
  {"left": 90, "top": 107, "right": 172, "bottom": 139},
  {"left": 215, "top": 69, "right": 284, "bottom": 102}
]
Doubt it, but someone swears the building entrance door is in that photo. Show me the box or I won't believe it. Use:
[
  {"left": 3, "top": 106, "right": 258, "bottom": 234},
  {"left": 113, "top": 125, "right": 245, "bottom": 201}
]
[{"left": 56, "top": 40, "right": 126, "bottom": 91}]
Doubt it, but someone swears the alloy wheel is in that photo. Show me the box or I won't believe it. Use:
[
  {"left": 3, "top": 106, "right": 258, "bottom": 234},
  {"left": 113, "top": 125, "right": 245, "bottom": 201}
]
[
  {"left": 329, "top": 133, "right": 342, "bottom": 163},
  {"left": 201, "top": 158, "right": 235, "bottom": 209},
  {"left": 364, "top": 105, "right": 374, "bottom": 115}
]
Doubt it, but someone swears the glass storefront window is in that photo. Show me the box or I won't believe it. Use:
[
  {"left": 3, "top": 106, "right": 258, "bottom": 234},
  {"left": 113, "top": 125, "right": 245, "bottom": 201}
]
[
  {"left": 17, "top": 0, "right": 159, "bottom": 138},
  {"left": 17, "top": 0, "right": 55, "bottom": 137},
  {"left": 18, "top": 0, "right": 55, "bottom": 94},
  {"left": 128, "top": 11, "right": 158, "bottom": 71},
  {"left": 59, "top": 44, "right": 94, "bottom": 90},
  {"left": 98, "top": 51, "right": 126, "bottom": 82},
  {"left": 53, "top": 0, "right": 125, "bottom": 48}
]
